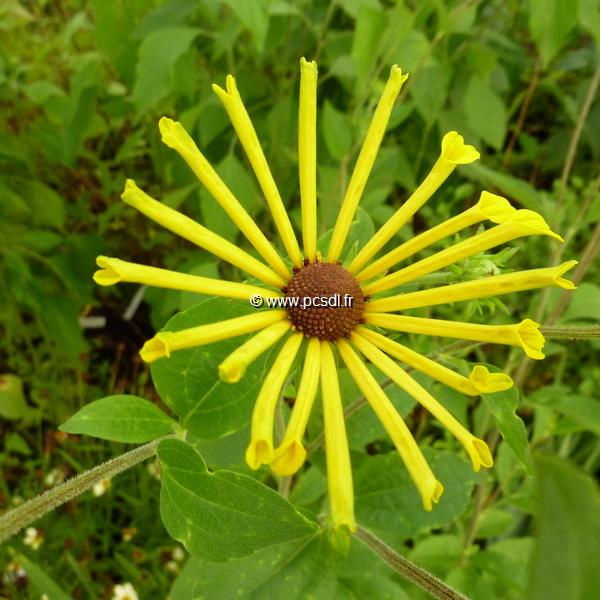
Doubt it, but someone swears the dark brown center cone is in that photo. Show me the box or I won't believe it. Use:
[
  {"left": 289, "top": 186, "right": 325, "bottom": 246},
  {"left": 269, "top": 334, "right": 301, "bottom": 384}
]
[{"left": 284, "top": 262, "right": 365, "bottom": 340}]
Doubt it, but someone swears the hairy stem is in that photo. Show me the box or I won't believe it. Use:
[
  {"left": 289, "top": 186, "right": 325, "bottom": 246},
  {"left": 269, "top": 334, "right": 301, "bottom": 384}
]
[
  {"left": 540, "top": 325, "right": 600, "bottom": 340},
  {"left": 356, "top": 525, "right": 470, "bottom": 600},
  {"left": 0, "top": 437, "right": 170, "bottom": 545}
]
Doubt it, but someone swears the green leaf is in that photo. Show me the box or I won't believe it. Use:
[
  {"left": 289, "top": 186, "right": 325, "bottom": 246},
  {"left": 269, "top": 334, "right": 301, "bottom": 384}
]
[
  {"left": 354, "top": 449, "right": 478, "bottom": 543},
  {"left": 529, "top": 0, "right": 578, "bottom": 67},
  {"left": 322, "top": 100, "right": 353, "bottom": 161},
  {"left": 60, "top": 395, "right": 176, "bottom": 443},
  {"left": 0, "top": 374, "right": 40, "bottom": 423},
  {"left": 529, "top": 455, "right": 600, "bottom": 599},
  {"left": 579, "top": 0, "right": 600, "bottom": 48},
  {"left": 157, "top": 439, "right": 319, "bottom": 561},
  {"left": 464, "top": 75, "right": 507, "bottom": 149},
  {"left": 481, "top": 386, "right": 532, "bottom": 474},
  {"left": 411, "top": 61, "right": 450, "bottom": 125},
  {"left": 150, "top": 298, "right": 278, "bottom": 439},
  {"left": 223, "top": 0, "right": 269, "bottom": 53},
  {"left": 351, "top": 7, "right": 387, "bottom": 81},
  {"left": 170, "top": 529, "right": 406, "bottom": 599},
  {"left": 17, "top": 553, "right": 71, "bottom": 600},
  {"left": 171, "top": 536, "right": 336, "bottom": 599},
  {"left": 542, "top": 394, "right": 600, "bottom": 437},
  {"left": 562, "top": 282, "right": 600, "bottom": 322},
  {"left": 132, "top": 27, "right": 199, "bottom": 114}
]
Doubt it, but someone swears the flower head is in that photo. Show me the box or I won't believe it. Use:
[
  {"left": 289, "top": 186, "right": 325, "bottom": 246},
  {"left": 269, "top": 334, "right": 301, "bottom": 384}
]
[
  {"left": 112, "top": 583, "right": 139, "bottom": 600},
  {"left": 23, "top": 526, "right": 44, "bottom": 550},
  {"left": 96, "top": 59, "right": 575, "bottom": 532}
]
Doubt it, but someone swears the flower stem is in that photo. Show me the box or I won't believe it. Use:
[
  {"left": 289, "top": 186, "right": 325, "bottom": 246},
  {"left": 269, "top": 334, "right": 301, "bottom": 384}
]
[
  {"left": 540, "top": 325, "right": 600, "bottom": 340},
  {"left": 356, "top": 525, "right": 470, "bottom": 600},
  {"left": 0, "top": 437, "right": 170, "bottom": 545}
]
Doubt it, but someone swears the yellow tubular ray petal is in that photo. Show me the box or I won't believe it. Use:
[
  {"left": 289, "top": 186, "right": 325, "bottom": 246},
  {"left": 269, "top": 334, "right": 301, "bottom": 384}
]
[
  {"left": 218, "top": 320, "right": 291, "bottom": 383},
  {"left": 270, "top": 338, "right": 321, "bottom": 476},
  {"left": 245, "top": 333, "right": 303, "bottom": 470},
  {"left": 363, "top": 209, "right": 564, "bottom": 295},
  {"left": 327, "top": 66, "right": 408, "bottom": 263},
  {"left": 367, "top": 261, "right": 578, "bottom": 312},
  {"left": 298, "top": 57, "right": 318, "bottom": 262},
  {"left": 122, "top": 180, "right": 286, "bottom": 288},
  {"left": 158, "top": 117, "right": 290, "bottom": 280},
  {"left": 348, "top": 131, "right": 480, "bottom": 274},
  {"left": 212, "top": 77, "right": 302, "bottom": 268},
  {"left": 337, "top": 340, "right": 444, "bottom": 510},
  {"left": 93, "top": 256, "right": 282, "bottom": 300},
  {"left": 139, "top": 310, "right": 286, "bottom": 363},
  {"left": 320, "top": 341, "right": 356, "bottom": 532},
  {"left": 365, "top": 313, "right": 546, "bottom": 359},
  {"left": 350, "top": 332, "right": 493, "bottom": 471},
  {"left": 356, "top": 326, "right": 513, "bottom": 396},
  {"left": 468, "top": 365, "right": 514, "bottom": 394},
  {"left": 356, "top": 192, "right": 516, "bottom": 282}
]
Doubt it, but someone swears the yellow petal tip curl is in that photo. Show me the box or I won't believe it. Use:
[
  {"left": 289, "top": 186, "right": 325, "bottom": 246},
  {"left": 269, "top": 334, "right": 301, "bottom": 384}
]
[
  {"left": 93, "top": 256, "right": 121, "bottom": 286},
  {"left": 159, "top": 117, "right": 195, "bottom": 155},
  {"left": 390, "top": 64, "right": 409, "bottom": 84},
  {"left": 469, "top": 438, "right": 494, "bottom": 471},
  {"left": 554, "top": 260, "right": 578, "bottom": 289},
  {"left": 518, "top": 319, "right": 545, "bottom": 360},
  {"left": 441, "top": 131, "right": 480, "bottom": 164},
  {"left": 510, "top": 210, "right": 563, "bottom": 241},
  {"left": 270, "top": 440, "right": 307, "bottom": 476},
  {"left": 476, "top": 191, "right": 517, "bottom": 224},
  {"left": 139, "top": 334, "right": 170, "bottom": 363},
  {"left": 245, "top": 439, "right": 273, "bottom": 470},
  {"left": 121, "top": 178, "right": 139, "bottom": 203},
  {"left": 468, "top": 365, "right": 514, "bottom": 393},
  {"left": 218, "top": 360, "right": 244, "bottom": 384},
  {"left": 422, "top": 480, "right": 445, "bottom": 511}
]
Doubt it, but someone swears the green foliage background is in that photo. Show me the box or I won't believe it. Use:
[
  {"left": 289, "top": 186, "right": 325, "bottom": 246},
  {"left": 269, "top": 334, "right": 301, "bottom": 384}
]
[{"left": 1, "top": 0, "right": 599, "bottom": 598}]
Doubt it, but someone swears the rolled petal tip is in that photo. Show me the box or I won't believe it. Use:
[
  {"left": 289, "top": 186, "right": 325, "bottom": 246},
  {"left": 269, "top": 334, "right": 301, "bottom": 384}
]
[
  {"left": 300, "top": 56, "right": 318, "bottom": 71},
  {"left": 121, "top": 178, "right": 139, "bottom": 203},
  {"left": 468, "top": 365, "right": 514, "bottom": 393},
  {"left": 270, "top": 440, "right": 307, "bottom": 476},
  {"left": 390, "top": 64, "right": 409, "bottom": 84},
  {"left": 422, "top": 480, "right": 445, "bottom": 511},
  {"left": 518, "top": 319, "right": 545, "bottom": 360},
  {"left": 476, "top": 191, "right": 517, "bottom": 224},
  {"left": 554, "top": 260, "right": 578, "bottom": 289},
  {"left": 245, "top": 439, "right": 273, "bottom": 470},
  {"left": 468, "top": 438, "right": 494, "bottom": 471},
  {"left": 218, "top": 360, "right": 245, "bottom": 384},
  {"left": 158, "top": 117, "right": 195, "bottom": 154},
  {"left": 441, "top": 131, "right": 480, "bottom": 164},
  {"left": 510, "top": 210, "right": 563, "bottom": 241},
  {"left": 93, "top": 256, "right": 122, "bottom": 286},
  {"left": 139, "top": 334, "right": 171, "bottom": 363}
]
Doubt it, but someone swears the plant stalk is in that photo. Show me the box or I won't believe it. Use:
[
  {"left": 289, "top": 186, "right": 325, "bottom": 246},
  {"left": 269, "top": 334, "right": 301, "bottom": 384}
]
[
  {"left": 0, "top": 437, "right": 170, "bottom": 546},
  {"left": 356, "top": 525, "right": 470, "bottom": 600}
]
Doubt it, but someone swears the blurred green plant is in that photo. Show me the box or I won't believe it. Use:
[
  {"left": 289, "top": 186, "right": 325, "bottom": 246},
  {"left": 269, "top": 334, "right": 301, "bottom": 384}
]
[{"left": 0, "top": 0, "right": 599, "bottom": 598}]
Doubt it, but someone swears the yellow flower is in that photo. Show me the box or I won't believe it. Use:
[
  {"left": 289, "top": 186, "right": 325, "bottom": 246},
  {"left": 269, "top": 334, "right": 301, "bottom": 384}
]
[{"left": 96, "top": 59, "right": 575, "bottom": 533}]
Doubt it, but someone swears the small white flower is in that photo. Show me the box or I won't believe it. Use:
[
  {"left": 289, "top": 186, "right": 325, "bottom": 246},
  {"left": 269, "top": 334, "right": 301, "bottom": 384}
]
[
  {"left": 23, "top": 527, "right": 44, "bottom": 550},
  {"left": 172, "top": 546, "right": 185, "bottom": 562},
  {"left": 44, "top": 468, "right": 64, "bottom": 486},
  {"left": 92, "top": 478, "right": 111, "bottom": 497},
  {"left": 3, "top": 560, "right": 26, "bottom": 584},
  {"left": 147, "top": 460, "right": 161, "bottom": 481},
  {"left": 165, "top": 560, "right": 179, "bottom": 573},
  {"left": 112, "top": 582, "right": 139, "bottom": 600}
]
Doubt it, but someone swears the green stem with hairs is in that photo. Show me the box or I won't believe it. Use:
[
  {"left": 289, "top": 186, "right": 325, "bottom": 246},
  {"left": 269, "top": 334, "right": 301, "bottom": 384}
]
[{"left": 0, "top": 436, "right": 171, "bottom": 546}]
